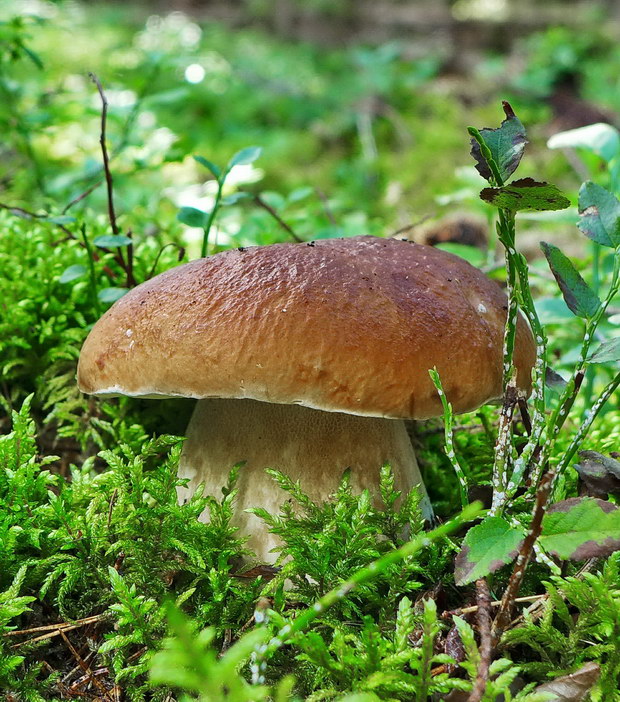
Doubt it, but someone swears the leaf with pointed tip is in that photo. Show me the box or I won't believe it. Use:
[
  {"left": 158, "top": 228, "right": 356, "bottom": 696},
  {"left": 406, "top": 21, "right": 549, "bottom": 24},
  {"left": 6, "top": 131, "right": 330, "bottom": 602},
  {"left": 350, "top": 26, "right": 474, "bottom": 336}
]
[
  {"left": 98, "top": 287, "right": 128, "bottom": 304},
  {"left": 470, "top": 102, "right": 527, "bottom": 183},
  {"left": 93, "top": 234, "right": 133, "bottom": 248},
  {"left": 480, "top": 179, "right": 571, "bottom": 212},
  {"left": 577, "top": 182, "right": 620, "bottom": 248},
  {"left": 588, "top": 337, "right": 620, "bottom": 364},
  {"left": 545, "top": 366, "right": 568, "bottom": 393},
  {"left": 193, "top": 155, "right": 221, "bottom": 179},
  {"left": 540, "top": 242, "right": 601, "bottom": 319},
  {"left": 454, "top": 517, "right": 525, "bottom": 586},
  {"left": 228, "top": 146, "right": 262, "bottom": 169},
  {"left": 540, "top": 497, "right": 620, "bottom": 560},
  {"left": 548, "top": 123, "right": 620, "bottom": 163},
  {"left": 177, "top": 207, "right": 208, "bottom": 228},
  {"left": 59, "top": 264, "right": 87, "bottom": 284}
]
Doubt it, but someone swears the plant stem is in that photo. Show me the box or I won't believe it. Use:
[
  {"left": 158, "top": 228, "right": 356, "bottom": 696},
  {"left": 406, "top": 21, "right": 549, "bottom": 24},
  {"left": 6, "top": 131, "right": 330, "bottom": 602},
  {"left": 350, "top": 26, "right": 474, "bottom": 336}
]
[
  {"left": 201, "top": 178, "right": 225, "bottom": 258},
  {"left": 80, "top": 224, "right": 101, "bottom": 317},
  {"left": 429, "top": 369, "right": 468, "bottom": 508}
]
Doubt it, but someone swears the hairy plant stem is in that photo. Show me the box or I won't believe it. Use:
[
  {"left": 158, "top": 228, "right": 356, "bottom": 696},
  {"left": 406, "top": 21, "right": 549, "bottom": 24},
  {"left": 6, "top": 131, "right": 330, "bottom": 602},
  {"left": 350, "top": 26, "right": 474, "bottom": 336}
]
[
  {"left": 201, "top": 179, "right": 224, "bottom": 258},
  {"left": 429, "top": 369, "right": 468, "bottom": 508}
]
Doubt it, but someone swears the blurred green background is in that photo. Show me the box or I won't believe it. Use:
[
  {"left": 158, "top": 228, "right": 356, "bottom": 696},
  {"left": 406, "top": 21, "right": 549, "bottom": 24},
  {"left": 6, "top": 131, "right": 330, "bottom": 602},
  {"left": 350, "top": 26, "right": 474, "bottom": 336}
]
[{"left": 2, "top": 0, "right": 619, "bottom": 251}]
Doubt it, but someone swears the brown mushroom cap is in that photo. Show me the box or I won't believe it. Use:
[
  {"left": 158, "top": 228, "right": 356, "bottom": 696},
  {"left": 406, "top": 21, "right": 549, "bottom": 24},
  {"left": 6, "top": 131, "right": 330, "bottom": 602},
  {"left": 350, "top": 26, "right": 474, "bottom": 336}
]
[{"left": 78, "top": 236, "right": 536, "bottom": 420}]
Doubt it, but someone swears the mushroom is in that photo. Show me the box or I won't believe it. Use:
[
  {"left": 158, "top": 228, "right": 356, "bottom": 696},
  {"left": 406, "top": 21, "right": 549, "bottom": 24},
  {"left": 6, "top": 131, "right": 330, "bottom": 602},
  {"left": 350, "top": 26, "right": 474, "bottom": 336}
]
[{"left": 77, "top": 236, "right": 536, "bottom": 561}]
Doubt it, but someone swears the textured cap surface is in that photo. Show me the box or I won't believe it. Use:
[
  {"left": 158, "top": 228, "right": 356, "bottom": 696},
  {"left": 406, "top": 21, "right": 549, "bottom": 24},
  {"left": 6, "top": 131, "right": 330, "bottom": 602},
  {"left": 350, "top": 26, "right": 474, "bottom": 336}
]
[{"left": 78, "top": 236, "right": 536, "bottom": 419}]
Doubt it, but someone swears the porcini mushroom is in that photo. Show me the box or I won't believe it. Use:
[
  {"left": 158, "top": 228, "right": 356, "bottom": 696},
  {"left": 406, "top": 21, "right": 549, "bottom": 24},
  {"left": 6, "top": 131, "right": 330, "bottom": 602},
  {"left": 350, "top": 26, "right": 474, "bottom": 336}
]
[{"left": 78, "top": 236, "right": 536, "bottom": 561}]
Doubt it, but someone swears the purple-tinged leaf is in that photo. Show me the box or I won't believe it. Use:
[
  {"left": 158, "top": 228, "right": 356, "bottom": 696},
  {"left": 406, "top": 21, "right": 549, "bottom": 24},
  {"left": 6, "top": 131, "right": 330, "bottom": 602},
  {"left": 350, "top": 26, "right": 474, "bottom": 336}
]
[
  {"left": 470, "top": 101, "right": 527, "bottom": 184},
  {"left": 480, "top": 179, "right": 571, "bottom": 212},
  {"left": 454, "top": 517, "right": 525, "bottom": 586},
  {"left": 575, "top": 451, "right": 620, "bottom": 499},
  {"left": 540, "top": 242, "right": 601, "bottom": 319},
  {"left": 545, "top": 366, "right": 568, "bottom": 393},
  {"left": 587, "top": 337, "right": 620, "bottom": 364},
  {"left": 540, "top": 497, "right": 620, "bottom": 560},
  {"left": 534, "top": 662, "right": 600, "bottom": 702},
  {"left": 577, "top": 181, "right": 620, "bottom": 248}
]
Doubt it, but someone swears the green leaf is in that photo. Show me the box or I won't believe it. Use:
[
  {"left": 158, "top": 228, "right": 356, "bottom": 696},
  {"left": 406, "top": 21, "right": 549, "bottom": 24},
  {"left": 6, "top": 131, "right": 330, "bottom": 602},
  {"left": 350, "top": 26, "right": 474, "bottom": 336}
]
[
  {"left": 221, "top": 192, "right": 249, "bottom": 206},
  {"left": 98, "top": 287, "right": 128, "bottom": 303},
  {"left": 59, "top": 264, "right": 87, "bottom": 284},
  {"left": 587, "top": 337, "right": 620, "bottom": 364},
  {"left": 548, "top": 123, "right": 620, "bottom": 163},
  {"left": 193, "top": 155, "right": 221, "bottom": 179},
  {"left": 228, "top": 146, "right": 262, "bottom": 169},
  {"left": 93, "top": 234, "right": 133, "bottom": 248},
  {"left": 540, "top": 242, "right": 601, "bottom": 319},
  {"left": 454, "top": 517, "right": 525, "bottom": 586},
  {"left": 545, "top": 367, "right": 568, "bottom": 393},
  {"left": 577, "top": 182, "right": 620, "bottom": 248},
  {"left": 540, "top": 497, "right": 620, "bottom": 560},
  {"left": 480, "top": 178, "right": 571, "bottom": 212},
  {"left": 47, "top": 215, "right": 77, "bottom": 225},
  {"left": 470, "top": 101, "right": 527, "bottom": 183},
  {"left": 177, "top": 207, "right": 208, "bottom": 228}
]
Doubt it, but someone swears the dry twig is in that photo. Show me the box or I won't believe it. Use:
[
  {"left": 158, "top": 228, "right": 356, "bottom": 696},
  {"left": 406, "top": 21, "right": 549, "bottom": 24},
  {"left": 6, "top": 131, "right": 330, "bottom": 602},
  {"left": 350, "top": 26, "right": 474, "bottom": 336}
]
[
  {"left": 253, "top": 194, "right": 303, "bottom": 242},
  {"left": 468, "top": 579, "right": 493, "bottom": 702}
]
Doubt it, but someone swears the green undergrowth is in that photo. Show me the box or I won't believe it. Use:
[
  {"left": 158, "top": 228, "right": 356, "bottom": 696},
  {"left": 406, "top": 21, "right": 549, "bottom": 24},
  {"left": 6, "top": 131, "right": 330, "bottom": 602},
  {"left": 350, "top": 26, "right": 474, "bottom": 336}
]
[{"left": 0, "top": 394, "right": 619, "bottom": 699}]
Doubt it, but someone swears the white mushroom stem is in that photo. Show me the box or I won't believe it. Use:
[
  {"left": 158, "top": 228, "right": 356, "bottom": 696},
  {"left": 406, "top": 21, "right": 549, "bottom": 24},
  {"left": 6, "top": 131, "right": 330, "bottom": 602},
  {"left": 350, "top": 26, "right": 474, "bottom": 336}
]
[{"left": 177, "top": 398, "right": 432, "bottom": 563}]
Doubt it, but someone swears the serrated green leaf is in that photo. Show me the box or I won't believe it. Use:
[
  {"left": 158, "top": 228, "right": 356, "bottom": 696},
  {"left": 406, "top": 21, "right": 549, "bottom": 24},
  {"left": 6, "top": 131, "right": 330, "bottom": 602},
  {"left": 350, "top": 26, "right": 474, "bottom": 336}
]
[
  {"left": 98, "top": 287, "right": 128, "bottom": 303},
  {"left": 59, "top": 264, "right": 87, "bottom": 284},
  {"left": 540, "top": 242, "right": 601, "bottom": 319},
  {"left": 177, "top": 206, "right": 208, "bottom": 228},
  {"left": 470, "top": 102, "right": 527, "bottom": 183},
  {"left": 577, "top": 182, "right": 620, "bottom": 248},
  {"left": 540, "top": 497, "right": 620, "bottom": 560},
  {"left": 93, "top": 234, "right": 133, "bottom": 248},
  {"left": 454, "top": 517, "right": 525, "bottom": 586},
  {"left": 228, "top": 145, "right": 262, "bottom": 169},
  {"left": 193, "top": 155, "right": 221, "bottom": 179},
  {"left": 480, "top": 178, "right": 571, "bottom": 212},
  {"left": 587, "top": 337, "right": 620, "bottom": 364}
]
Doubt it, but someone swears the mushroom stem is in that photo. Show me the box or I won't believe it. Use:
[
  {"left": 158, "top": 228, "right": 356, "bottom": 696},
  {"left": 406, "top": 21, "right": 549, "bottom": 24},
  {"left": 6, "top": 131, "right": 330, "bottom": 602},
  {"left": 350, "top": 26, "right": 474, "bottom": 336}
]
[{"left": 177, "top": 398, "right": 432, "bottom": 563}]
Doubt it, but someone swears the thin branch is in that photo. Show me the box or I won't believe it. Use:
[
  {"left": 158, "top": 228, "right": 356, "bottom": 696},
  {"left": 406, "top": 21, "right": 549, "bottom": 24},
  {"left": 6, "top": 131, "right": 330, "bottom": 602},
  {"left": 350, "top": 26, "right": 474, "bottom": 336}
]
[
  {"left": 441, "top": 594, "right": 545, "bottom": 619},
  {"left": 468, "top": 578, "right": 493, "bottom": 702},
  {"left": 315, "top": 187, "right": 338, "bottom": 227},
  {"left": 89, "top": 73, "right": 120, "bottom": 238},
  {"left": 62, "top": 179, "right": 104, "bottom": 214},
  {"left": 59, "top": 628, "right": 111, "bottom": 699},
  {"left": 253, "top": 194, "right": 303, "bottom": 243},
  {"left": 5, "top": 613, "right": 105, "bottom": 638},
  {"left": 390, "top": 214, "right": 431, "bottom": 239},
  {"left": 492, "top": 468, "right": 554, "bottom": 643},
  {"left": 0, "top": 201, "right": 73, "bottom": 237},
  {"left": 89, "top": 72, "right": 136, "bottom": 287}
]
